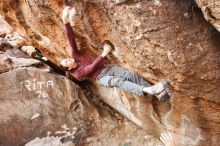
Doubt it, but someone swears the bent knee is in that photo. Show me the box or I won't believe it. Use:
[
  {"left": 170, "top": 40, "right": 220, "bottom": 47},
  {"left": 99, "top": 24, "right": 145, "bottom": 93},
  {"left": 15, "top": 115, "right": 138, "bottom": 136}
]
[{"left": 109, "top": 77, "right": 126, "bottom": 87}]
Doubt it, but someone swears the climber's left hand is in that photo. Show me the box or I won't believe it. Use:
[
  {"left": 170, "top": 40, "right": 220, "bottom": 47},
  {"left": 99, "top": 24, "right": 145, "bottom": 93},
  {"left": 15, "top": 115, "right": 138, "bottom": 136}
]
[
  {"left": 68, "top": 7, "right": 77, "bottom": 26},
  {"left": 62, "top": 6, "right": 71, "bottom": 24}
]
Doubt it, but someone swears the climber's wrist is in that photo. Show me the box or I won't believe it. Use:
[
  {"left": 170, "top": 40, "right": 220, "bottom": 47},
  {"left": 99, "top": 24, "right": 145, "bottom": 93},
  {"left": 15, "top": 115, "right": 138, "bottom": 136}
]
[
  {"left": 101, "top": 50, "right": 109, "bottom": 57},
  {"left": 101, "top": 52, "right": 107, "bottom": 57},
  {"left": 62, "top": 18, "right": 69, "bottom": 24}
]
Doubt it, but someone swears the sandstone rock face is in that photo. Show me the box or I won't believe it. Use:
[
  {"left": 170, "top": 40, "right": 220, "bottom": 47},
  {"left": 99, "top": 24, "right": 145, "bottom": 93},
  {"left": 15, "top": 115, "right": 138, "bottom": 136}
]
[
  {"left": 89, "top": 83, "right": 202, "bottom": 146},
  {"left": 1, "top": 67, "right": 163, "bottom": 146},
  {"left": 0, "top": 41, "right": 49, "bottom": 73},
  {"left": 0, "top": 67, "right": 101, "bottom": 146},
  {"left": 195, "top": 0, "right": 220, "bottom": 32},
  {"left": 0, "top": 17, "right": 12, "bottom": 35},
  {"left": 0, "top": 0, "right": 220, "bottom": 146}
]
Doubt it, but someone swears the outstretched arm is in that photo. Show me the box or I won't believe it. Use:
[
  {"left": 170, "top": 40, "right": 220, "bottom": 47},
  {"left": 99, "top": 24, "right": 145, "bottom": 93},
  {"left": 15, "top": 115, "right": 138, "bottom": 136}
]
[
  {"left": 62, "top": 6, "right": 79, "bottom": 57},
  {"left": 64, "top": 22, "right": 79, "bottom": 56}
]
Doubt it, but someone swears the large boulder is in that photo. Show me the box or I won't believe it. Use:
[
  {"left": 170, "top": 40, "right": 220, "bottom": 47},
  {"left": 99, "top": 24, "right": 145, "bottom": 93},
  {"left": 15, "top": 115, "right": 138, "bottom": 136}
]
[
  {"left": 1, "top": 67, "right": 163, "bottom": 146},
  {"left": 0, "top": 0, "right": 220, "bottom": 146},
  {"left": 0, "top": 67, "right": 107, "bottom": 145}
]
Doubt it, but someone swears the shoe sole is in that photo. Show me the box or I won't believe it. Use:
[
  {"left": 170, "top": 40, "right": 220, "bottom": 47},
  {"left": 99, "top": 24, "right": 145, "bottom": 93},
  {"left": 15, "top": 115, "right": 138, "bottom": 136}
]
[{"left": 157, "top": 88, "right": 170, "bottom": 101}]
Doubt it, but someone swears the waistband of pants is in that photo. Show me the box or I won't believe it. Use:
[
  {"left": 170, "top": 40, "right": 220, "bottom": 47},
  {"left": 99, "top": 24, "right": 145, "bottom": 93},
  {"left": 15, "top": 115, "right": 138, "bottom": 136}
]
[{"left": 96, "top": 64, "right": 114, "bottom": 80}]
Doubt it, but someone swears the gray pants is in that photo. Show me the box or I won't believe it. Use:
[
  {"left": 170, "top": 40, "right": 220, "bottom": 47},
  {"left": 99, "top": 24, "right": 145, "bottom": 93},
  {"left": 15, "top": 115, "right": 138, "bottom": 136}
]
[{"left": 96, "top": 65, "right": 152, "bottom": 96}]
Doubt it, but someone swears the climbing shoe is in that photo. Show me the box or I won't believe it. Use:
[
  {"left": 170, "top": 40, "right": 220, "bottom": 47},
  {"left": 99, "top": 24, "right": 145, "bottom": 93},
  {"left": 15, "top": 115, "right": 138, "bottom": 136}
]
[
  {"left": 156, "top": 88, "right": 170, "bottom": 101},
  {"left": 151, "top": 80, "right": 168, "bottom": 95}
]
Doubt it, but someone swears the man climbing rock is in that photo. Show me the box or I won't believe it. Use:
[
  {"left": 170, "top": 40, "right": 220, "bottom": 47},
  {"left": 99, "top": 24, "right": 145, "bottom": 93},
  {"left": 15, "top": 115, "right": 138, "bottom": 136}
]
[{"left": 60, "top": 6, "right": 169, "bottom": 100}]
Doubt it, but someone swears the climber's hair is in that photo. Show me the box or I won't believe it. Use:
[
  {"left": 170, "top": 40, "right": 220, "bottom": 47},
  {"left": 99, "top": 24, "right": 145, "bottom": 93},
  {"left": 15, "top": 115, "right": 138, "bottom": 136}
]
[{"left": 103, "top": 40, "right": 115, "bottom": 50}]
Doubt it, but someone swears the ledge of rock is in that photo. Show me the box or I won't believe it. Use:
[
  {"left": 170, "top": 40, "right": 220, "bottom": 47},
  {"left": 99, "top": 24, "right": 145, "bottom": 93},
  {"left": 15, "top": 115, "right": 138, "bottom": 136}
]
[{"left": 0, "top": 0, "right": 220, "bottom": 146}]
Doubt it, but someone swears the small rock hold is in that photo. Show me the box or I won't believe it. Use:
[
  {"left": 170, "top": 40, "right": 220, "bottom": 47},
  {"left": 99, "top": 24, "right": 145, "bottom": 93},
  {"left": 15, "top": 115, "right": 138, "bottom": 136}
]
[
  {"left": 153, "top": 0, "right": 162, "bottom": 7},
  {"left": 183, "top": 12, "right": 191, "bottom": 18},
  {"left": 61, "top": 124, "right": 70, "bottom": 131},
  {"left": 133, "top": 20, "right": 141, "bottom": 27},
  {"left": 21, "top": 46, "right": 36, "bottom": 57},
  {"left": 31, "top": 113, "right": 40, "bottom": 120},
  {"left": 47, "top": 131, "right": 51, "bottom": 136},
  {"left": 200, "top": 72, "right": 215, "bottom": 81},
  {"left": 112, "top": 0, "right": 128, "bottom": 4},
  {"left": 72, "top": 127, "right": 77, "bottom": 131},
  {"left": 0, "top": 55, "right": 12, "bottom": 65}
]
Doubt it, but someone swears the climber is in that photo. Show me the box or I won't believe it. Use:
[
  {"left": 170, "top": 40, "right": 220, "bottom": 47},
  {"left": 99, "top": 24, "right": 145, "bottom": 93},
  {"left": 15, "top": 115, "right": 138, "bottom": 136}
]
[{"left": 60, "top": 6, "right": 169, "bottom": 100}]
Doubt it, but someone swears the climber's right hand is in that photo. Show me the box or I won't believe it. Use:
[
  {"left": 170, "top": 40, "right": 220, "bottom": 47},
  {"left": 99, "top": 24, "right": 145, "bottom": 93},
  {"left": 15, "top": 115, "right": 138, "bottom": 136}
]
[
  {"left": 101, "top": 44, "right": 112, "bottom": 57},
  {"left": 62, "top": 6, "right": 71, "bottom": 24}
]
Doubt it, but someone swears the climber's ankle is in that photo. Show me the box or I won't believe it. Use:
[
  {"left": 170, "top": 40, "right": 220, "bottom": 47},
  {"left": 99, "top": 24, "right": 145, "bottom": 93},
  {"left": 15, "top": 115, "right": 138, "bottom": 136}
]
[{"left": 143, "top": 87, "right": 154, "bottom": 95}]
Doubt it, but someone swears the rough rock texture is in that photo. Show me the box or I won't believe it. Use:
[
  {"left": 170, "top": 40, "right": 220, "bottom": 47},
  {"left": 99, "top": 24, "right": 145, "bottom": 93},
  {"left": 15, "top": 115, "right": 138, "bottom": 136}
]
[
  {"left": 0, "top": 67, "right": 100, "bottom": 146},
  {"left": 89, "top": 83, "right": 202, "bottom": 146},
  {"left": 25, "top": 120, "right": 163, "bottom": 146},
  {"left": 0, "top": 0, "right": 220, "bottom": 146},
  {"left": 0, "top": 17, "right": 12, "bottom": 35},
  {"left": 0, "top": 67, "right": 162, "bottom": 146},
  {"left": 195, "top": 0, "right": 220, "bottom": 32},
  {"left": 0, "top": 39, "right": 49, "bottom": 73}
]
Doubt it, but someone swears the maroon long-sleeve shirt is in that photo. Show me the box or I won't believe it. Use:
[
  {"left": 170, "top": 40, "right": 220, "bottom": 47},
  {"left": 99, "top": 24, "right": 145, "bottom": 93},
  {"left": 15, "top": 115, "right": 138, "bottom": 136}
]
[{"left": 64, "top": 23, "right": 104, "bottom": 80}]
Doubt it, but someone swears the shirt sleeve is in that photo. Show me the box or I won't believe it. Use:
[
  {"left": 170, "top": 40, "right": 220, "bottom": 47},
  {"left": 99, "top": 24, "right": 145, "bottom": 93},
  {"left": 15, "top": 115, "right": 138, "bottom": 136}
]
[
  {"left": 74, "top": 56, "right": 104, "bottom": 79},
  {"left": 64, "top": 22, "right": 79, "bottom": 57}
]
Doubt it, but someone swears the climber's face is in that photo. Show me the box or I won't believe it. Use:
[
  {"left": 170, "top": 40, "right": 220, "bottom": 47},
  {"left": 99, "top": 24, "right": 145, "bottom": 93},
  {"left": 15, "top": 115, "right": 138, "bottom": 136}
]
[{"left": 60, "top": 58, "right": 77, "bottom": 70}]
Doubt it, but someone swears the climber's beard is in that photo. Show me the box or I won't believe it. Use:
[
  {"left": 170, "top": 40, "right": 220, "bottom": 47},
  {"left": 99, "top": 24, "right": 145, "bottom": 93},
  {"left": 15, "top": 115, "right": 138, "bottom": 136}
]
[{"left": 67, "top": 61, "right": 77, "bottom": 70}]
